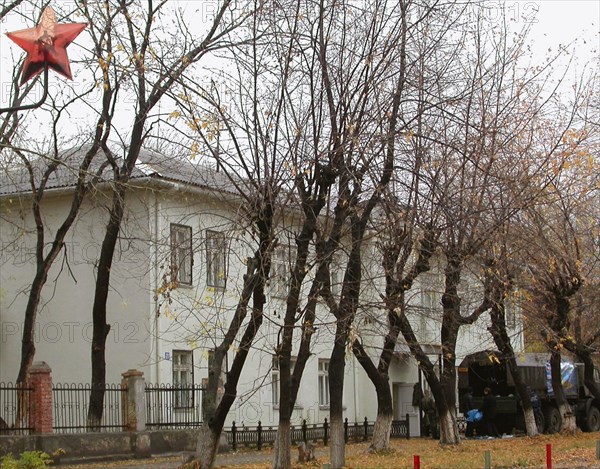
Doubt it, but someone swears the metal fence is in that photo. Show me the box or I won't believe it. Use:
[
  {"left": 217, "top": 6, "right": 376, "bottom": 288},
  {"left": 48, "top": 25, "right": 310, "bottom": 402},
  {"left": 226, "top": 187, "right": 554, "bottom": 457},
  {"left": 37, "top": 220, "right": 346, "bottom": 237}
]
[
  {"left": 145, "top": 383, "right": 204, "bottom": 429},
  {"left": 457, "top": 415, "right": 467, "bottom": 434},
  {"left": 0, "top": 383, "right": 34, "bottom": 435},
  {"left": 226, "top": 415, "right": 410, "bottom": 451},
  {"left": 52, "top": 383, "right": 126, "bottom": 433}
]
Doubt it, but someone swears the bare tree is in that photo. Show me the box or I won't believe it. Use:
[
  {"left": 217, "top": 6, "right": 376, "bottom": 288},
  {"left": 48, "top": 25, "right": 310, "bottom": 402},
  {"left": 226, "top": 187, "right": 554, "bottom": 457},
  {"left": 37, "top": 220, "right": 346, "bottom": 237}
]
[
  {"left": 0, "top": 2, "right": 116, "bottom": 391},
  {"left": 382, "top": 5, "right": 582, "bottom": 444},
  {"left": 519, "top": 138, "right": 596, "bottom": 433},
  {"left": 77, "top": 0, "right": 252, "bottom": 429},
  {"left": 484, "top": 239, "right": 540, "bottom": 437}
]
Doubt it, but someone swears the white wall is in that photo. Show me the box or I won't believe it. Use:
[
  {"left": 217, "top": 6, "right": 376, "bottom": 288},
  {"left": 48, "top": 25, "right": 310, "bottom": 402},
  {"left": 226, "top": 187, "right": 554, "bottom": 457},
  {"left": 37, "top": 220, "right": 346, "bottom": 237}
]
[{"left": 0, "top": 191, "right": 152, "bottom": 384}]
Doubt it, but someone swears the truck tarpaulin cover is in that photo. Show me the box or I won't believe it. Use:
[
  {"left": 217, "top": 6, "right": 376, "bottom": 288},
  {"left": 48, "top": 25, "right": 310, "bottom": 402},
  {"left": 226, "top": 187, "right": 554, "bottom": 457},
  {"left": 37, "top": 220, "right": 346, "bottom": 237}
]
[{"left": 545, "top": 362, "right": 577, "bottom": 395}]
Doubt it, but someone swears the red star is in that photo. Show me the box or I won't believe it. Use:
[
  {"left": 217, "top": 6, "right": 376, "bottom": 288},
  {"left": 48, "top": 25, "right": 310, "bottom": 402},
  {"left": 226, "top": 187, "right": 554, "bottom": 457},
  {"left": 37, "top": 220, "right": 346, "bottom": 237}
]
[{"left": 6, "top": 6, "right": 87, "bottom": 84}]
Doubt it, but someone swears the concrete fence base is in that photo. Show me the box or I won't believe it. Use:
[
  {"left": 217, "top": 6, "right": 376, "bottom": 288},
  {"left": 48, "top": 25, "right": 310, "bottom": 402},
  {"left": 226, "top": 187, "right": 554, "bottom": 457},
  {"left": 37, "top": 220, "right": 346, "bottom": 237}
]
[{"left": 0, "top": 429, "right": 211, "bottom": 460}]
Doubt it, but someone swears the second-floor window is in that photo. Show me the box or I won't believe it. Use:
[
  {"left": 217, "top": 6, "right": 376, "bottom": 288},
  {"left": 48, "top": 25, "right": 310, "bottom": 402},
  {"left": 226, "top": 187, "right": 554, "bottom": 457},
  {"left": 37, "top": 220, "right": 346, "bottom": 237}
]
[
  {"left": 272, "top": 246, "right": 291, "bottom": 298},
  {"left": 318, "top": 359, "right": 330, "bottom": 407},
  {"left": 171, "top": 224, "right": 192, "bottom": 285},
  {"left": 206, "top": 230, "right": 226, "bottom": 288},
  {"left": 505, "top": 301, "right": 517, "bottom": 328}
]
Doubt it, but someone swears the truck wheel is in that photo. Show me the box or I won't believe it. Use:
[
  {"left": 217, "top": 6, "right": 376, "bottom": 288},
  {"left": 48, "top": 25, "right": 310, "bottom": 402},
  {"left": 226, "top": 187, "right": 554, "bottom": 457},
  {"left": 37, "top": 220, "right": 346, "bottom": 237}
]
[
  {"left": 585, "top": 406, "right": 600, "bottom": 432},
  {"left": 543, "top": 406, "right": 562, "bottom": 434},
  {"left": 534, "top": 409, "right": 545, "bottom": 433}
]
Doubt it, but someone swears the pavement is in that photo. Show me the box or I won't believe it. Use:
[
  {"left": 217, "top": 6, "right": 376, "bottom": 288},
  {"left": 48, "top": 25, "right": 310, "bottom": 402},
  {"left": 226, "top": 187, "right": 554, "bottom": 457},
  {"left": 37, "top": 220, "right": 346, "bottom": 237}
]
[{"left": 59, "top": 443, "right": 368, "bottom": 468}]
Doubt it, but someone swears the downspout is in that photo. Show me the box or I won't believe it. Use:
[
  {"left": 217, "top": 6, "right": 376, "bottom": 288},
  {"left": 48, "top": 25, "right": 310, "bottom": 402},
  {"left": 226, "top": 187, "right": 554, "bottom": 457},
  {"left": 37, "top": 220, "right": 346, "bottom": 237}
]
[
  {"left": 153, "top": 191, "right": 161, "bottom": 384},
  {"left": 353, "top": 356, "right": 359, "bottom": 422}
]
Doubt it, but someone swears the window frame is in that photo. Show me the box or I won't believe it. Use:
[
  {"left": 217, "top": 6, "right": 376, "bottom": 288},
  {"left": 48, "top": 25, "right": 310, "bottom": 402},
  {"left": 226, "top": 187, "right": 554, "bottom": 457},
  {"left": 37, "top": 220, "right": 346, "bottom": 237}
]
[
  {"left": 172, "top": 349, "right": 194, "bottom": 409},
  {"left": 170, "top": 224, "right": 193, "bottom": 286},
  {"left": 206, "top": 230, "right": 227, "bottom": 289},
  {"left": 318, "top": 359, "right": 330, "bottom": 408},
  {"left": 271, "top": 246, "right": 291, "bottom": 299}
]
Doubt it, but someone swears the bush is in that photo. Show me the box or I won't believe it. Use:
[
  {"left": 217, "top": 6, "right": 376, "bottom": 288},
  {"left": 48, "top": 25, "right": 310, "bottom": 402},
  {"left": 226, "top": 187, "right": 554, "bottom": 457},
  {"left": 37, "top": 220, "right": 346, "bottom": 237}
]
[{"left": 0, "top": 451, "right": 51, "bottom": 469}]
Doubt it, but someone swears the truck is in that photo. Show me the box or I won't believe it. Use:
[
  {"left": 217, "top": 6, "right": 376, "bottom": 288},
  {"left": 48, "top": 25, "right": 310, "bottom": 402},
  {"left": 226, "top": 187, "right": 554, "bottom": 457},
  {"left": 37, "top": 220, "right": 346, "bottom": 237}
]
[{"left": 457, "top": 351, "right": 600, "bottom": 434}]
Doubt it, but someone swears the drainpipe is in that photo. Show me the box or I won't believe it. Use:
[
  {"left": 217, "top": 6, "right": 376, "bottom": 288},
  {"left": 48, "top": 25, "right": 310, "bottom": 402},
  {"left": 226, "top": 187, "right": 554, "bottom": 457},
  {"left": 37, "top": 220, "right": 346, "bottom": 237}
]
[
  {"left": 153, "top": 192, "right": 160, "bottom": 384},
  {"left": 353, "top": 355, "right": 359, "bottom": 422}
]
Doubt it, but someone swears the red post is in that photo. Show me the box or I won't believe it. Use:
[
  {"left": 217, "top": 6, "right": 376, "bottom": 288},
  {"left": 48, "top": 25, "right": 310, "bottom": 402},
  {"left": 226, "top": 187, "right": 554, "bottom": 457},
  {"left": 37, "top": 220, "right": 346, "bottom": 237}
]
[
  {"left": 546, "top": 443, "right": 552, "bottom": 469},
  {"left": 28, "top": 361, "right": 53, "bottom": 434},
  {"left": 414, "top": 454, "right": 421, "bottom": 469}
]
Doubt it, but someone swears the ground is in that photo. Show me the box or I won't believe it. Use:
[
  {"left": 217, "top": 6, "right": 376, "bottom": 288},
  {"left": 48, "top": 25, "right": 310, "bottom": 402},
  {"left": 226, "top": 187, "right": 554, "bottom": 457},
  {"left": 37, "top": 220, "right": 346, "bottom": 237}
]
[{"left": 59, "top": 432, "right": 600, "bottom": 468}]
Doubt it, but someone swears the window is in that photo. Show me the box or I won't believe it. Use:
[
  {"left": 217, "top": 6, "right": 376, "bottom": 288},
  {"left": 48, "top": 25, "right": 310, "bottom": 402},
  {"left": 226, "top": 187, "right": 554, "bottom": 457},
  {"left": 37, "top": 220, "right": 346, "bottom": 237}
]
[
  {"left": 172, "top": 350, "right": 194, "bottom": 408},
  {"left": 206, "top": 230, "right": 227, "bottom": 288},
  {"left": 421, "top": 289, "right": 436, "bottom": 312},
  {"left": 331, "top": 266, "right": 341, "bottom": 297},
  {"left": 271, "top": 356, "right": 296, "bottom": 407},
  {"left": 505, "top": 302, "right": 517, "bottom": 329},
  {"left": 272, "top": 246, "right": 291, "bottom": 298},
  {"left": 171, "top": 224, "right": 193, "bottom": 285},
  {"left": 318, "top": 359, "right": 330, "bottom": 407},
  {"left": 420, "top": 289, "right": 436, "bottom": 342}
]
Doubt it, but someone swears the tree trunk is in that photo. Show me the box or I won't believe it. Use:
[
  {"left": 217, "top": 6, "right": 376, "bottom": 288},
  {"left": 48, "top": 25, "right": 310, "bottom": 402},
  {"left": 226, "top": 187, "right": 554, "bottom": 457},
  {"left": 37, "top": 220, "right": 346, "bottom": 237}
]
[
  {"left": 195, "top": 424, "right": 219, "bottom": 469},
  {"left": 393, "top": 303, "right": 454, "bottom": 442},
  {"left": 580, "top": 352, "right": 600, "bottom": 401},
  {"left": 489, "top": 301, "right": 539, "bottom": 436},
  {"left": 329, "top": 335, "right": 346, "bottom": 469},
  {"left": 273, "top": 420, "right": 292, "bottom": 469},
  {"left": 549, "top": 351, "right": 577, "bottom": 434},
  {"left": 370, "top": 410, "right": 393, "bottom": 452},
  {"left": 523, "top": 407, "right": 539, "bottom": 435},
  {"left": 16, "top": 272, "right": 47, "bottom": 384},
  {"left": 353, "top": 340, "right": 394, "bottom": 452},
  {"left": 569, "top": 298, "right": 600, "bottom": 401},
  {"left": 506, "top": 356, "right": 539, "bottom": 436},
  {"left": 88, "top": 186, "right": 125, "bottom": 429},
  {"left": 438, "top": 407, "right": 460, "bottom": 444},
  {"left": 329, "top": 415, "right": 345, "bottom": 469}
]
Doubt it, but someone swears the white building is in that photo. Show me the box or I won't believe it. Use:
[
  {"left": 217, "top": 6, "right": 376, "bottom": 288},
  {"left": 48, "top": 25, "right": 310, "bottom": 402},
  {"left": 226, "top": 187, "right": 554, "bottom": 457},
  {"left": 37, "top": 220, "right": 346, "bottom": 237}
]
[{"left": 0, "top": 146, "right": 522, "bottom": 429}]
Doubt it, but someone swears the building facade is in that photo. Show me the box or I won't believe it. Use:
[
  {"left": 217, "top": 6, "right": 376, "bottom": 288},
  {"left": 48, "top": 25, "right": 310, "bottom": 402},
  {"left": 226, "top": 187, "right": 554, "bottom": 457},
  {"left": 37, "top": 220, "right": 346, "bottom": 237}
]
[{"left": 0, "top": 147, "right": 523, "bottom": 430}]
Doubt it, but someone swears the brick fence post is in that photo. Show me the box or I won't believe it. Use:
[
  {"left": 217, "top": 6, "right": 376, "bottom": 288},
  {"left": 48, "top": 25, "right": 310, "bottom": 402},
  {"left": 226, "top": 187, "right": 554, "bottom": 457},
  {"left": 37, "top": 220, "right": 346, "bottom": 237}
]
[
  {"left": 28, "top": 361, "right": 53, "bottom": 434},
  {"left": 121, "top": 369, "right": 146, "bottom": 432}
]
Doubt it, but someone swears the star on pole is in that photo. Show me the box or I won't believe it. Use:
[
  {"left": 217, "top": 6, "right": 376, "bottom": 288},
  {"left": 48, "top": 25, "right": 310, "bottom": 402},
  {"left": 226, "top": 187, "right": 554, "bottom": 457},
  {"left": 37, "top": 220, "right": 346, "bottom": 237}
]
[{"left": 6, "top": 6, "right": 87, "bottom": 84}]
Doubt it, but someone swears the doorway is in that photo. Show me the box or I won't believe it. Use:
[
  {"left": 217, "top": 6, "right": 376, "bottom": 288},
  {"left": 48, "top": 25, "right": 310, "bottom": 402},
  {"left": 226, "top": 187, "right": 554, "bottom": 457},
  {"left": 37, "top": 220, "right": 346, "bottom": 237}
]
[{"left": 392, "top": 382, "right": 420, "bottom": 437}]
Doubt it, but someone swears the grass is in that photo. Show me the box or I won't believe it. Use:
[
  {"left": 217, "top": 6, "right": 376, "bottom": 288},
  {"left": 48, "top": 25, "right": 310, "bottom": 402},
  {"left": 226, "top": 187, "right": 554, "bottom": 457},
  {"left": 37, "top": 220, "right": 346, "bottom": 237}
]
[
  {"left": 59, "top": 432, "right": 600, "bottom": 468},
  {"left": 222, "top": 432, "right": 600, "bottom": 469}
]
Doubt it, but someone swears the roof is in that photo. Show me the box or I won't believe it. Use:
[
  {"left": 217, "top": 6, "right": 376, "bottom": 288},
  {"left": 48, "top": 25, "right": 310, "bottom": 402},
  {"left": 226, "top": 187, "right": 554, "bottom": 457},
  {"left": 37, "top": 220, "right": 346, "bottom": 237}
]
[{"left": 0, "top": 144, "right": 239, "bottom": 196}]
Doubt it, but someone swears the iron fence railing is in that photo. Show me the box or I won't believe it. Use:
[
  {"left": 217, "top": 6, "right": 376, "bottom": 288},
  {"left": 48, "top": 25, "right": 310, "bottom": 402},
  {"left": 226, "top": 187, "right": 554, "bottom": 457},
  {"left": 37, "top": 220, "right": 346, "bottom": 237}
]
[
  {"left": 52, "top": 383, "right": 126, "bottom": 433},
  {"left": 226, "top": 415, "right": 410, "bottom": 451},
  {"left": 2, "top": 378, "right": 416, "bottom": 442},
  {"left": 145, "top": 383, "right": 204, "bottom": 429},
  {"left": 0, "top": 382, "right": 34, "bottom": 435}
]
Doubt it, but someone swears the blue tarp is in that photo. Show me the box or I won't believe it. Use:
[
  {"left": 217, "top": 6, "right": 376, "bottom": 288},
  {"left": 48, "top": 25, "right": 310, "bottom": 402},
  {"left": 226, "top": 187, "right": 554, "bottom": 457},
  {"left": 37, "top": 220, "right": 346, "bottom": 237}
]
[
  {"left": 545, "top": 361, "right": 577, "bottom": 395},
  {"left": 467, "top": 409, "right": 483, "bottom": 423}
]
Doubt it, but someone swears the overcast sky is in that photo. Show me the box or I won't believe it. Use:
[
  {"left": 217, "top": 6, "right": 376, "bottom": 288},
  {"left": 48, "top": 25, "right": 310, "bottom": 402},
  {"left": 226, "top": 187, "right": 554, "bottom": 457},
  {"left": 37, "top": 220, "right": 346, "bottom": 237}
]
[
  {"left": 0, "top": 1, "right": 597, "bottom": 129},
  {"left": 519, "top": 0, "right": 598, "bottom": 73}
]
